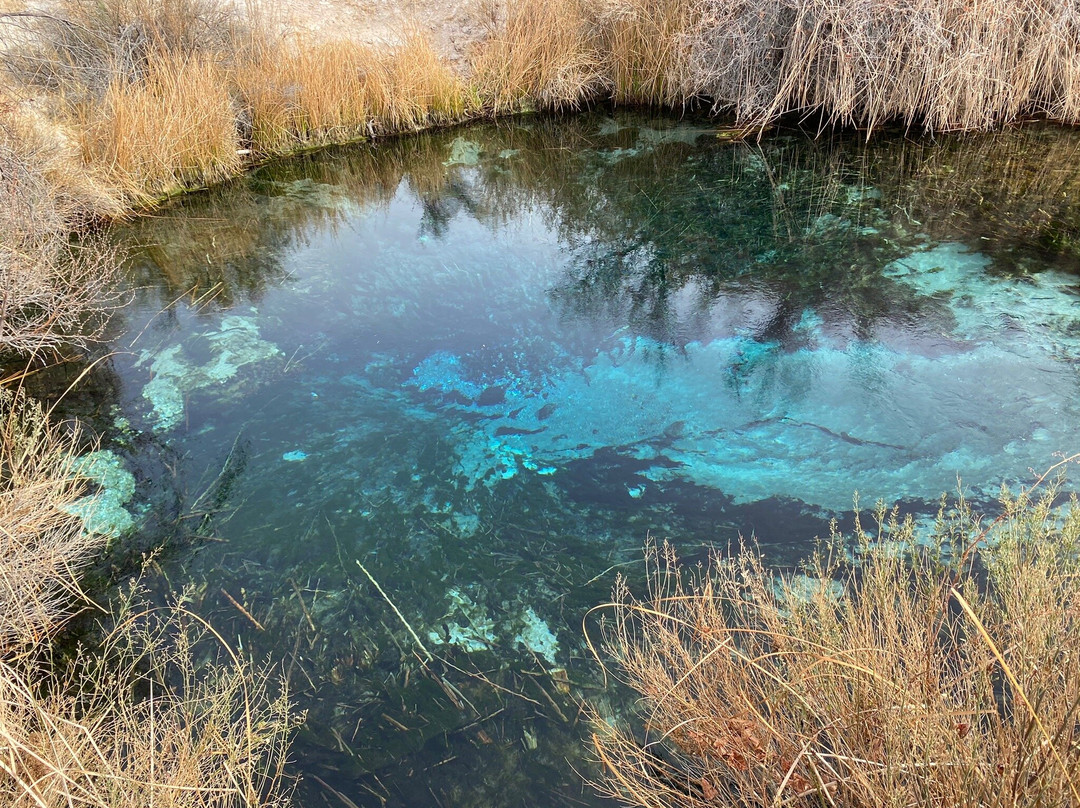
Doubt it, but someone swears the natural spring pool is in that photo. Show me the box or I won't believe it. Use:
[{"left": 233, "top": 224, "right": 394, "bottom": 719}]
[{"left": 61, "top": 112, "right": 1080, "bottom": 806}]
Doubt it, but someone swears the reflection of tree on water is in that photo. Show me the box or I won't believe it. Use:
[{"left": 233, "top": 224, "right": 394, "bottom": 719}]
[{"left": 113, "top": 114, "right": 1080, "bottom": 351}]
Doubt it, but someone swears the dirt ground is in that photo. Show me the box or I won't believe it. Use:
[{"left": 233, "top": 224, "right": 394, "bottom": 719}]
[
  {"left": 270, "top": 0, "right": 486, "bottom": 63},
  {"left": 0, "top": 0, "right": 486, "bottom": 64}
]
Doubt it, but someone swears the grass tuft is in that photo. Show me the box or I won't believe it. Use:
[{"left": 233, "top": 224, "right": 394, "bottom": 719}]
[
  {"left": 0, "top": 389, "right": 96, "bottom": 651},
  {"left": 0, "top": 587, "right": 296, "bottom": 808},
  {"left": 592, "top": 487, "right": 1080, "bottom": 808},
  {"left": 79, "top": 51, "right": 241, "bottom": 200},
  {"left": 0, "top": 388, "right": 297, "bottom": 808},
  {"left": 470, "top": 0, "right": 603, "bottom": 114}
]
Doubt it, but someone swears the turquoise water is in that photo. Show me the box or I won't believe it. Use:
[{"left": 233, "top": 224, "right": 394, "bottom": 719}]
[{"left": 83, "top": 113, "right": 1080, "bottom": 806}]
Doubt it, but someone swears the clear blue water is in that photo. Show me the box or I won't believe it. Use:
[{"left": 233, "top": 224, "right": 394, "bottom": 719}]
[{"left": 79, "top": 113, "right": 1080, "bottom": 806}]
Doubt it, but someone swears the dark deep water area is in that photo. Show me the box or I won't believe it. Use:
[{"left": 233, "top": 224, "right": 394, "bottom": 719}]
[{"left": 49, "top": 112, "right": 1080, "bottom": 807}]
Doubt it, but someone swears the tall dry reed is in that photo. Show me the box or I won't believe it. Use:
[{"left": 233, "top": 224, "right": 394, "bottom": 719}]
[
  {"left": 470, "top": 0, "right": 603, "bottom": 114},
  {"left": 79, "top": 51, "right": 241, "bottom": 200},
  {"left": 471, "top": 0, "right": 1080, "bottom": 129},
  {"left": 601, "top": 0, "right": 700, "bottom": 106},
  {"left": 591, "top": 487, "right": 1080, "bottom": 808}
]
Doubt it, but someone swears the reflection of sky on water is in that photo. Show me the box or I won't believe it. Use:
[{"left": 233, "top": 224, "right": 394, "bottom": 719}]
[{"left": 94, "top": 113, "right": 1080, "bottom": 807}]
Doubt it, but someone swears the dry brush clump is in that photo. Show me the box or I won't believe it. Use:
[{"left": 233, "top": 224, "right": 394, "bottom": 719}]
[
  {"left": 1, "top": 0, "right": 474, "bottom": 206},
  {"left": 0, "top": 112, "right": 120, "bottom": 357},
  {"left": 471, "top": 0, "right": 1080, "bottom": 130},
  {"left": 0, "top": 388, "right": 101, "bottom": 651},
  {"left": 0, "top": 589, "right": 296, "bottom": 808},
  {"left": 592, "top": 487, "right": 1080, "bottom": 808},
  {"left": 0, "top": 388, "right": 297, "bottom": 808},
  {"left": 7, "top": 0, "right": 1080, "bottom": 220},
  {"left": 470, "top": 0, "right": 605, "bottom": 114}
]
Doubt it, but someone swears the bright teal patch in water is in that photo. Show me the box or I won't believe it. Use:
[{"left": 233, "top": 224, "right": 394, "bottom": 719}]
[
  {"left": 63, "top": 450, "right": 137, "bottom": 538},
  {"left": 138, "top": 313, "right": 280, "bottom": 430}
]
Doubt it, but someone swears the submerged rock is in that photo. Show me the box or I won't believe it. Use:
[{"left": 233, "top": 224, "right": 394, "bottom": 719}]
[
  {"left": 427, "top": 587, "right": 497, "bottom": 653},
  {"left": 427, "top": 588, "right": 560, "bottom": 664},
  {"left": 444, "top": 138, "right": 481, "bottom": 167}
]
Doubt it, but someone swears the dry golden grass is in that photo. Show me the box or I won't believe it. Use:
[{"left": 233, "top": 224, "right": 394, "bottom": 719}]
[
  {"left": 236, "top": 37, "right": 374, "bottom": 154},
  {"left": 591, "top": 485, "right": 1080, "bottom": 808},
  {"left": 601, "top": 0, "right": 699, "bottom": 107},
  {"left": 237, "top": 29, "right": 471, "bottom": 153},
  {"left": 470, "top": 0, "right": 602, "bottom": 114},
  {"left": 374, "top": 31, "right": 475, "bottom": 130},
  {"left": 0, "top": 589, "right": 295, "bottom": 808},
  {"left": 79, "top": 52, "right": 241, "bottom": 201},
  {"left": 0, "top": 390, "right": 100, "bottom": 652},
  {"left": 0, "top": 389, "right": 296, "bottom": 808}
]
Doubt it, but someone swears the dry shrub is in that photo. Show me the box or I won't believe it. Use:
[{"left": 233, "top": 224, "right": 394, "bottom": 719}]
[
  {"left": 593, "top": 488, "right": 1080, "bottom": 808},
  {"left": 0, "top": 114, "right": 119, "bottom": 356},
  {"left": 78, "top": 51, "right": 240, "bottom": 199},
  {"left": 0, "top": 589, "right": 295, "bottom": 808},
  {"left": 0, "top": 389, "right": 100, "bottom": 652},
  {"left": 678, "top": 0, "right": 790, "bottom": 121},
  {"left": 2, "top": 0, "right": 241, "bottom": 100},
  {"left": 469, "top": 0, "right": 604, "bottom": 114}
]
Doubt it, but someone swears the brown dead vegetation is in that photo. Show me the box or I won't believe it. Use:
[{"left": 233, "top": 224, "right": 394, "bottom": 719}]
[
  {"left": 0, "top": 587, "right": 296, "bottom": 808},
  {"left": 0, "top": 3, "right": 1078, "bottom": 806},
  {"left": 592, "top": 485, "right": 1080, "bottom": 808},
  {"left": 0, "top": 376, "right": 296, "bottom": 808},
  {"left": 3, "top": 0, "right": 1077, "bottom": 221},
  {"left": 472, "top": 0, "right": 1080, "bottom": 130}
]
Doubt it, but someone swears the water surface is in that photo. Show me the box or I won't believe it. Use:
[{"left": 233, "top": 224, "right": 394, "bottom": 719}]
[{"left": 78, "top": 113, "right": 1080, "bottom": 807}]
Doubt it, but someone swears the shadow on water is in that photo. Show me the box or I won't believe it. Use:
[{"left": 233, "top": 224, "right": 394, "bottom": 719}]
[{"left": 45, "top": 110, "right": 1080, "bottom": 806}]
